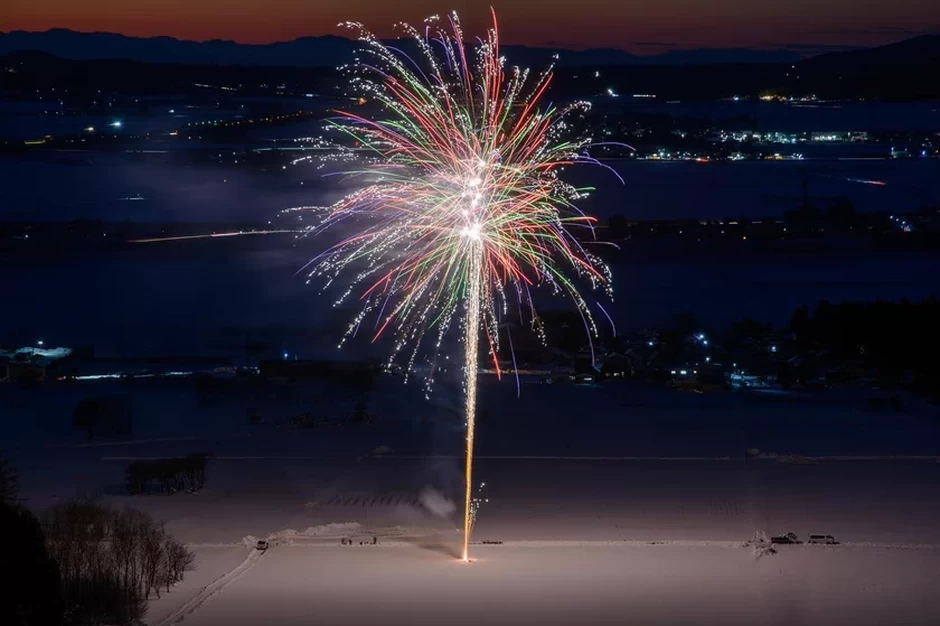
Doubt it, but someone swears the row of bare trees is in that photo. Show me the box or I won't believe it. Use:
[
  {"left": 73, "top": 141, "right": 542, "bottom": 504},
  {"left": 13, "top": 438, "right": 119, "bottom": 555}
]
[
  {"left": 125, "top": 453, "right": 209, "bottom": 495},
  {"left": 41, "top": 498, "right": 194, "bottom": 625}
]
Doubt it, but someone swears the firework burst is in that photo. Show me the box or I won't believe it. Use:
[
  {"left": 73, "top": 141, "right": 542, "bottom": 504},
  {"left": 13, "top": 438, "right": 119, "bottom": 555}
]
[{"left": 297, "top": 9, "right": 616, "bottom": 561}]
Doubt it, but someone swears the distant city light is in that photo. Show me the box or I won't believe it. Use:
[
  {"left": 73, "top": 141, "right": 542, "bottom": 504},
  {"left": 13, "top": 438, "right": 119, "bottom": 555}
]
[
  {"left": 84, "top": 126, "right": 95, "bottom": 132},
  {"left": 680, "top": 370, "right": 687, "bottom": 375},
  {"left": 770, "top": 345, "right": 778, "bottom": 353},
  {"left": 705, "top": 357, "right": 711, "bottom": 363},
  {"left": 37, "top": 339, "right": 44, "bottom": 347},
  {"left": 110, "top": 120, "right": 122, "bottom": 128}
]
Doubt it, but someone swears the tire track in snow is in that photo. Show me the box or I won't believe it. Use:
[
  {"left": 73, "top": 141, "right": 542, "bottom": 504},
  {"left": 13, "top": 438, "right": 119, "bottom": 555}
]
[{"left": 153, "top": 548, "right": 264, "bottom": 626}]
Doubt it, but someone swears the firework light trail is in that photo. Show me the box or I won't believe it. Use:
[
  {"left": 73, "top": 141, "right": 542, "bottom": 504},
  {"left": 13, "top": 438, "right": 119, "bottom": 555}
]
[{"left": 296, "top": 9, "right": 618, "bottom": 562}]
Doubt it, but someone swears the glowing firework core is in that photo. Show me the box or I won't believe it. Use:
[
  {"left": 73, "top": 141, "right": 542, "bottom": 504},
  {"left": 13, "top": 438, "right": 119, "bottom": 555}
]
[
  {"left": 300, "top": 10, "right": 615, "bottom": 561},
  {"left": 461, "top": 223, "right": 482, "bottom": 240}
]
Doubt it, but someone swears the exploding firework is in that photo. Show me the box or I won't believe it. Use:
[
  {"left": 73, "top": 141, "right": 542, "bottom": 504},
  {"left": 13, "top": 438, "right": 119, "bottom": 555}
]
[{"left": 297, "top": 9, "right": 617, "bottom": 562}]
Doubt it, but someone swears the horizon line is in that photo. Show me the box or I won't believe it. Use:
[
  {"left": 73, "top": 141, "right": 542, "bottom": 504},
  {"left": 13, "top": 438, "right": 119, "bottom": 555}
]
[{"left": 0, "top": 26, "right": 897, "bottom": 56}]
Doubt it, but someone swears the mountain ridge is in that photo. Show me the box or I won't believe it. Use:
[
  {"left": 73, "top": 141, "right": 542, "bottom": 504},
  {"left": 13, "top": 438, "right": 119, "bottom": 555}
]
[{"left": 0, "top": 28, "right": 810, "bottom": 67}]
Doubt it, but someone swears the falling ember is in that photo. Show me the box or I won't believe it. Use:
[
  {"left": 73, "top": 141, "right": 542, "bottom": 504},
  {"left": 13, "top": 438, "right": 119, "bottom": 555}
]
[
  {"left": 468, "top": 483, "right": 488, "bottom": 533},
  {"left": 296, "top": 9, "right": 617, "bottom": 561}
]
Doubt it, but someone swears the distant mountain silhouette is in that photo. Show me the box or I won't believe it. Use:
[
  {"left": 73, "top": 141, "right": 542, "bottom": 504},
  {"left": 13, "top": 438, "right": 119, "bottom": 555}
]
[
  {"left": 802, "top": 34, "right": 940, "bottom": 70},
  {"left": 646, "top": 48, "right": 804, "bottom": 65},
  {"left": 503, "top": 45, "right": 803, "bottom": 67},
  {"left": 789, "top": 34, "right": 940, "bottom": 99},
  {"left": 0, "top": 28, "right": 807, "bottom": 67},
  {"left": 0, "top": 29, "right": 354, "bottom": 66}
]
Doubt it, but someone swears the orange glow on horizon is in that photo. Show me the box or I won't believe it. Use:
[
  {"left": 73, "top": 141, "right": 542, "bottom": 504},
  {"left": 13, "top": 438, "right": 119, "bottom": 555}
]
[{"left": 2, "top": 1, "right": 937, "bottom": 52}]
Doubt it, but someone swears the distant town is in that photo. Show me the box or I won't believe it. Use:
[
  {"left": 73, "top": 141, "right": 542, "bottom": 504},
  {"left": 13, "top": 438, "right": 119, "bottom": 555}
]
[
  {"left": 2, "top": 36, "right": 938, "bottom": 405},
  {"left": 5, "top": 295, "right": 937, "bottom": 412}
]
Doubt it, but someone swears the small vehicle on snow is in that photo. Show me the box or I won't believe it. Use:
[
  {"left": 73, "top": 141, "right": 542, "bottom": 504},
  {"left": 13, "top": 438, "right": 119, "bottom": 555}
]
[
  {"left": 770, "top": 532, "right": 801, "bottom": 544},
  {"left": 808, "top": 534, "right": 838, "bottom": 544},
  {"left": 255, "top": 539, "right": 269, "bottom": 551}
]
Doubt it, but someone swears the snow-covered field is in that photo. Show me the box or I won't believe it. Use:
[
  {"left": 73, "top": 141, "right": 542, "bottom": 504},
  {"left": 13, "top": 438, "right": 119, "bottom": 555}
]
[
  {"left": 150, "top": 543, "right": 940, "bottom": 626},
  {"left": 4, "top": 377, "right": 940, "bottom": 624}
]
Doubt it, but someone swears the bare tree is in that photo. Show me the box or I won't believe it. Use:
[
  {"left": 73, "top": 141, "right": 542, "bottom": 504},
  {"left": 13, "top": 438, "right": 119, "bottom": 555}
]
[
  {"left": 41, "top": 498, "right": 192, "bottom": 625},
  {"left": 163, "top": 537, "right": 195, "bottom": 593},
  {"left": 141, "top": 521, "right": 166, "bottom": 598}
]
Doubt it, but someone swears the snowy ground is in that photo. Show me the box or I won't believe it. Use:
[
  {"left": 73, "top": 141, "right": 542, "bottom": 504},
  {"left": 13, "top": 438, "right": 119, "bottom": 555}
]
[
  {"left": 144, "top": 546, "right": 249, "bottom": 626},
  {"left": 4, "top": 377, "right": 940, "bottom": 624},
  {"left": 155, "top": 543, "right": 940, "bottom": 626}
]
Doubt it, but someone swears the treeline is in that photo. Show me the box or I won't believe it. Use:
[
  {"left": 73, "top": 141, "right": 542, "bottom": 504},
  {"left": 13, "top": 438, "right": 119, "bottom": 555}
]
[
  {"left": 41, "top": 498, "right": 195, "bottom": 625},
  {"left": 2, "top": 454, "right": 195, "bottom": 625},
  {"left": 790, "top": 297, "right": 940, "bottom": 383},
  {"left": 126, "top": 453, "right": 210, "bottom": 495},
  {"left": 0, "top": 451, "right": 60, "bottom": 626}
]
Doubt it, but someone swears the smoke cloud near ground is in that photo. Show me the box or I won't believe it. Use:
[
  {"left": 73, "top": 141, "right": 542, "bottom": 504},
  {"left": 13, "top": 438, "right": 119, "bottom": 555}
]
[{"left": 420, "top": 485, "right": 456, "bottom": 518}]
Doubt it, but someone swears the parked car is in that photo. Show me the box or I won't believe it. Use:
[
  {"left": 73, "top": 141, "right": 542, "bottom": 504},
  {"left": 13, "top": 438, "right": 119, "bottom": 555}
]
[
  {"left": 808, "top": 534, "right": 838, "bottom": 545},
  {"left": 771, "top": 532, "right": 801, "bottom": 544},
  {"left": 255, "top": 539, "right": 269, "bottom": 551}
]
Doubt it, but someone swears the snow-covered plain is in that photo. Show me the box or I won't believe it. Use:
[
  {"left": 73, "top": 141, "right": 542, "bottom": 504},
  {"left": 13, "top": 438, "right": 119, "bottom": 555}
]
[
  {"left": 4, "top": 376, "right": 940, "bottom": 625},
  {"left": 169, "top": 544, "right": 940, "bottom": 626}
]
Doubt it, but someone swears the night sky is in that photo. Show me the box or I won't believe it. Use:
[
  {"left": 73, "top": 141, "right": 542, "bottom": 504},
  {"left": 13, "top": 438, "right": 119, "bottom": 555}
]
[{"left": 3, "top": 0, "right": 939, "bottom": 53}]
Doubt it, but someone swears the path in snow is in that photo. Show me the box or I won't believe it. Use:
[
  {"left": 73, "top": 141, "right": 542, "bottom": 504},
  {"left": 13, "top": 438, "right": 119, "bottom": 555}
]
[{"left": 153, "top": 548, "right": 265, "bottom": 626}]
